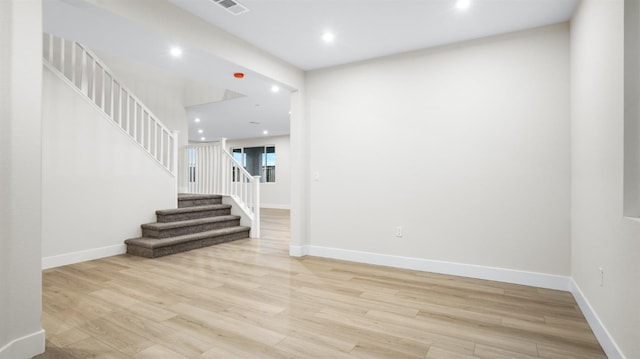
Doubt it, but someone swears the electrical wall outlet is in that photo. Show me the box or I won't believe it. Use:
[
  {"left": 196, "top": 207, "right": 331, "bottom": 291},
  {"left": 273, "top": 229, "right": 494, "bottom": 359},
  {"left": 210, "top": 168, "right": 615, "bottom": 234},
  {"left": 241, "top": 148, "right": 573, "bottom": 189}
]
[{"left": 395, "top": 226, "right": 403, "bottom": 238}]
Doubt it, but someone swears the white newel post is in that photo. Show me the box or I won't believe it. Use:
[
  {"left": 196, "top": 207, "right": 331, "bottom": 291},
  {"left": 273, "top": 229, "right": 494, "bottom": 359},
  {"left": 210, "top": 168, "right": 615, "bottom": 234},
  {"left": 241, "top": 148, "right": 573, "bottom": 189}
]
[
  {"left": 252, "top": 175, "right": 260, "bottom": 238},
  {"left": 172, "top": 130, "right": 179, "bottom": 197},
  {"left": 220, "top": 138, "right": 228, "bottom": 196},
  {"left": 179, "top": 145, "right": 188, "bottom": 193}
]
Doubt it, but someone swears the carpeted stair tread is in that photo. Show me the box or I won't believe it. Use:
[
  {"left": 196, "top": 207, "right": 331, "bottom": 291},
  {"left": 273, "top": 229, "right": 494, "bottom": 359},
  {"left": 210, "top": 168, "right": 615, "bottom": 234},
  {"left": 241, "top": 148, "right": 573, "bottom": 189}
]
[
  {"left": 156, "top": 204, "right": 231, "bottom": 216},
  {"left": 126, "top": 193, "right": 249, "bottom": 258},
  {"left": 177, "top": 194, "right": 223, "bottom": 208},
  {"left": 177, "top": 193, "right": 222, "bottom": 201},
  {"left": 125, "top": 226, "right": 250, "bottom": 249},
  {"left": 141, "top": 215, "right": 240, "bottom": 231}
]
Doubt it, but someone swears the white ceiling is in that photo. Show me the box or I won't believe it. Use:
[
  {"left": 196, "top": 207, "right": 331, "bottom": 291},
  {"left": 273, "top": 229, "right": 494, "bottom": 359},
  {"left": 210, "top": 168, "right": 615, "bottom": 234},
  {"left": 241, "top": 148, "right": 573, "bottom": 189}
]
[
  {"left": 168, "top": 0, "right": 579, "bottom": 71},
  {"left": 45, "top": 0, "right": 578, "bottom": 142},
  {"left": 44, "top": 0, "right": 292, "bottom": 142}
]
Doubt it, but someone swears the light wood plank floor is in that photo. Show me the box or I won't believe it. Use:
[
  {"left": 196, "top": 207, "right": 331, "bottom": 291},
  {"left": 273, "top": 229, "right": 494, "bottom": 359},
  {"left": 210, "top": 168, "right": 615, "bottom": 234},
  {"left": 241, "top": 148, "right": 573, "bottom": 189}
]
[{"left": 37, "top": 209, "right": 605, "bottom": 358}]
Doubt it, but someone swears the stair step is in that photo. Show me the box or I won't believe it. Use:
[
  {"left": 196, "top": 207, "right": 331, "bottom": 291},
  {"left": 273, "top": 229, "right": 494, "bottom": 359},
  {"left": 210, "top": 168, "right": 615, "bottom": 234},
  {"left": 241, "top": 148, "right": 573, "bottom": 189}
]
[
  {"left": 141, "top": 215, "right": 241, "bottom": 238},
  {"left": 125, "top": 226, "right": 250, "bottom": 258},
  {"left": 178, "top": 193, "right": 222, "bottom": 208},
  {"left": 156, "top": 204, "right": 232, "bottom": 223}
]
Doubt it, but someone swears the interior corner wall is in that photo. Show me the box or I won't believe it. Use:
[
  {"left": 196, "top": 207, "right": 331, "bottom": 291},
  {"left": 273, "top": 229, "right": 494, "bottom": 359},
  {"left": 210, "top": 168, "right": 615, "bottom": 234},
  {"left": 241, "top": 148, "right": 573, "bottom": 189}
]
[
  {"left": 289, "top": 89, "right": 310, "bottom": 252},
  {"left": 571, "top": 0, "right": 640, "bottom": 357},
  {"left": 306, "top": 24, "right": 571, "bottom": 276},
  {"left": 41, "top": 66, "right": 176, "bottom": 266},
  {"left": 625, "top": 0, "right": 640, "bottom": 217},
  {"left": 0, "top": 0, "right": 45, "bottom": 358},
  {"left": 227, "top": 135, "right": 291, "bottom": 209}
]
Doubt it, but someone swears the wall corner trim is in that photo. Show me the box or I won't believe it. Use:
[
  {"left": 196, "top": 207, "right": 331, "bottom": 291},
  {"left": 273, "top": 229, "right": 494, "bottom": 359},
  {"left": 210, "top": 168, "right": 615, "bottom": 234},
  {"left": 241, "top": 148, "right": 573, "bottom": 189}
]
[
  {"left": 288, "top": 245, "right": 309, "bottom": 257},
  {"left": 570, "top": 279, "right": 627, "bottom": 359},
  {"left": 42, "top": 244, "right": 126, "bottom": 270},
  {"left": 0, "top": 329, "right": 45, "bottom": 359}
]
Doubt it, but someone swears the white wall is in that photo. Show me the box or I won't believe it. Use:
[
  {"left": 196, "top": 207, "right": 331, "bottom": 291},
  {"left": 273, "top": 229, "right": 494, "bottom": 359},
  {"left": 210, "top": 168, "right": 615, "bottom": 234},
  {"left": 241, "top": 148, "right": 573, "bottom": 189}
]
[
  {"left": 227, "top": 135, "right": 291, "bottom": 209},
  {"left": 305, "top": 24, "right": 571, "bottom": 276},
  {"left": 571, "top": 0, "right": 640, "bottom": 357},
  {"left": 625, "top": 0, "right": 640, "bottom": 218},
  {"left": 0, "top": 0, "right": 46, "bottom": 357},
  {"left": 94, "top": 50, "right": 190, "bottom": 148},
  {"left": 289, "top": 90, "right": 310, "bottom": 252},
  {"left": 93, "top": 50, "right": 231, "bottom": 193},
  {"left": 41, "top": 66, "right": 177, "bottom": 268}
]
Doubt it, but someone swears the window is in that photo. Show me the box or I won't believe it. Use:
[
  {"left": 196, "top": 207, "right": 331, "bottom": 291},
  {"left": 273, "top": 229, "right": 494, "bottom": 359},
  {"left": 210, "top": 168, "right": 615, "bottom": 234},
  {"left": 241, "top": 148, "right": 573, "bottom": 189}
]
[{"left": 231, "top": 145, "right": 276, "bottom": 183}]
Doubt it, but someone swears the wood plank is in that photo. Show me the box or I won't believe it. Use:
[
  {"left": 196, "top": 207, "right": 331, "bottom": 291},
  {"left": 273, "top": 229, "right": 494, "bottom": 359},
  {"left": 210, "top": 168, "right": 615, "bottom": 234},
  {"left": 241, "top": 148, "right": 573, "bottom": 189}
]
[{"left": 36, "top": 208, "right": 606, "bottom": 359}]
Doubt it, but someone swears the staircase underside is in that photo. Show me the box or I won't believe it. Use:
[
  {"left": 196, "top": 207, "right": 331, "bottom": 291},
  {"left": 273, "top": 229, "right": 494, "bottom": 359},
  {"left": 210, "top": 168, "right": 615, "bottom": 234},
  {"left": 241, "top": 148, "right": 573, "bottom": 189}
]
[{"left": 125, "top": 194, "right": 250, "bottom": 258}]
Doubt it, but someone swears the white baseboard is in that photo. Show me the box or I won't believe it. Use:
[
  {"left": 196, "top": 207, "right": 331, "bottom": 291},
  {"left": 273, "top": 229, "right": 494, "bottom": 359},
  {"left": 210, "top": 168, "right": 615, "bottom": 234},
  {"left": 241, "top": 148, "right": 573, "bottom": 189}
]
[
  {"left": 291, "top": 245, "right": 626, "bottom": 356},
  {"left": 301, "top": 245, "right": 571, "bottom": 291},
  {"left": 0, "top": 329, "right": 45, "bottom": 359},
  {"left": 571, "top": 279, "right": 626, "bottom": 359},
  {"left": 42, "top": 244, "right": 126, "bottom": 270},
  {"left": 261, "top": 204, "right": 291, "bottom": 210},
  {"left": 289, "top": 245, "right": 309, "bottom": 257}
]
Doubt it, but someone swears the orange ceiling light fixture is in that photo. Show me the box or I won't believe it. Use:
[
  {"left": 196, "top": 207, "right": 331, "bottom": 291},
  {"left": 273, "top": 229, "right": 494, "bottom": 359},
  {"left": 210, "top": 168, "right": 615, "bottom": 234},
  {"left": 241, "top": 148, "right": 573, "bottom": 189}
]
[{"left": 234, "top": 72, "right": 245, "bottom": 79}]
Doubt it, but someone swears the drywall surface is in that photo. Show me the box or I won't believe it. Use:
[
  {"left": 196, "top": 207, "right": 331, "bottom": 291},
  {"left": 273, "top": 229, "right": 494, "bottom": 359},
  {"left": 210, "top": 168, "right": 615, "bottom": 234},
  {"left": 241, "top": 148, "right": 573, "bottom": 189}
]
[
  {"left": 42, "top": 66, "right": 176, "bottom": 261},
  {"left": 93, "top": 50, "right": 241, "bottom": 193},
  {"left": 0, "top": 0, "right": 45, "bottom": 357},
  {"left": 94, "top": 50, "right": 190, "bottom": 148},
  {"left": 306, "top": 24, "right": 571, "bottom": 275},
  {"left": 571, "top": 0, "right": 640, "bottom": 357},
  {"left": 227, "top": 135, "right": 291, "bottom": 208},
  {"left": 81, "top": 0, "right": 303, "bottom": 91}
]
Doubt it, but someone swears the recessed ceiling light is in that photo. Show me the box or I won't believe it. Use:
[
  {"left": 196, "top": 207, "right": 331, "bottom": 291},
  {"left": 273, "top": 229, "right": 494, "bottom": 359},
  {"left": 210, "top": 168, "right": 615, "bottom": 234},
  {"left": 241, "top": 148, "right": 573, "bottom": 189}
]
[
  {"left": 198, "top": 129, "right": 203, "bottom": 134},
  {"left": 271, "top": 85, "right": 280, "bottom": 93},
  {"left": 194, "top": 118, "right": 200, "bottom": 123},
  {"left": 322, "top": 32, "right": 335, "bottom": 43},
  {"left": 263, "top": 130, "right": 269, "bottom": 135},
  {"left": 456, "top": 0, "right": 471, "bottom": 10},
  {"left": 201, "top": 137, "right": 206, "bottom": 141},
  {"left": 170, "top": 47, "right": 183, "bottom": 57}
]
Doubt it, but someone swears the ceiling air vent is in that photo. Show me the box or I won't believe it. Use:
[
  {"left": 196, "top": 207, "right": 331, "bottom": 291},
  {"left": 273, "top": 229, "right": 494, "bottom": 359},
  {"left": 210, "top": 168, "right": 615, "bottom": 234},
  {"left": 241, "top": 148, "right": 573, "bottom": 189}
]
[{"left": 210, "top": 0, "right": 249, "bottom": 16}]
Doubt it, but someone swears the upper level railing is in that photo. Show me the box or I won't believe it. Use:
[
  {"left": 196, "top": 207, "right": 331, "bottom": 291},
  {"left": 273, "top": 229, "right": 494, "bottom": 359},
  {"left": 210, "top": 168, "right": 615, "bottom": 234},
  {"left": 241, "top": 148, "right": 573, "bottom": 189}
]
[
  {"left": 183, "top": 139, "right": 260, "bottom": 238},
  {"left": 43, "top": 33, "right": 178, "bottom": 175}
]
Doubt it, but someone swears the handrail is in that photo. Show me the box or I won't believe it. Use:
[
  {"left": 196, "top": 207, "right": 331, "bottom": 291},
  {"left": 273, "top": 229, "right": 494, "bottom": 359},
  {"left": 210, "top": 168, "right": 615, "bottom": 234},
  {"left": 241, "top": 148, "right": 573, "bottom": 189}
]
[
  {"left": 183, "top": 139, "right": 260, "bottom": 238},
  {"left": 223, "top": 147, "right": 253, "bottom": 182},
  {"left": 42, "top": 33, "right": 177, "bottom": 176}
]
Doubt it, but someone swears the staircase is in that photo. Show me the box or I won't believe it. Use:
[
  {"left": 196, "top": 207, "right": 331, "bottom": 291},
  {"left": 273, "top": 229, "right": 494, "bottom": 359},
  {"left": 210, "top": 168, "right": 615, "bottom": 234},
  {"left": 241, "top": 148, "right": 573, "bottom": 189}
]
[
  {"left": 125, "top": 194, "right": 250, "bottom": 258},
  {"left": 42, "top": 33, "right": 260, "bottom": 257}
]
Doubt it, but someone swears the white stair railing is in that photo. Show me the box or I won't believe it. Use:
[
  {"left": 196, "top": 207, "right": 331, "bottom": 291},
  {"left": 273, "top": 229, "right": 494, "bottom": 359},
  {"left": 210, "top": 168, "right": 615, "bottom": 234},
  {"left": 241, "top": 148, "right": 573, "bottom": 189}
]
[
  {"left": 183, "top": 139, "right": 260, "bottom": 238},
  {"left": 42, "top": 33, "right": 178, "bottom": 175}
]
